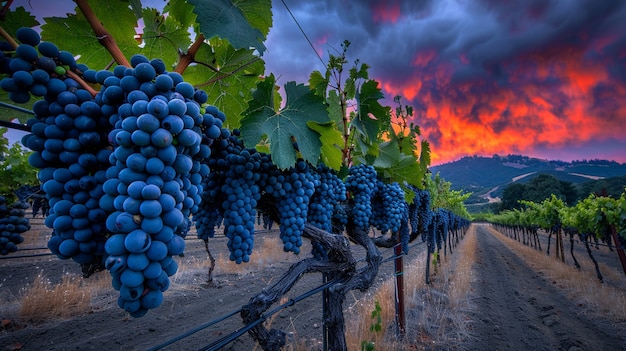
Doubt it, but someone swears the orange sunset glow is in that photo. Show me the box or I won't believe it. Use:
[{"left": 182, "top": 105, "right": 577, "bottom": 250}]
[{"left": 374, "top": 19, "right": 626, "bottom": 164}]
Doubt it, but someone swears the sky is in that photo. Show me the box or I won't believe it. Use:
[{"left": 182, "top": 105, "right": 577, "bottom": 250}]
[
  {"left": 263, "top": 0, "right": 626, "bottom": 165},
  {"left": 6, "top": 0, "right": 626, "bottom": 166}
]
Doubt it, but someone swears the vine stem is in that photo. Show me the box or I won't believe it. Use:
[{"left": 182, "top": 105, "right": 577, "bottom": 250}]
[
  {"left": 174, "top": 33, "right": 205, "bottom": 74},
  {"left": 196, "top": 57, "right": 261, "bottom": 88},
  {"left": 75, "top": 0, "right": 131, "bottom": 68},
  {"left": 0, "top": 26, "right": 18, "bottom": 49}
]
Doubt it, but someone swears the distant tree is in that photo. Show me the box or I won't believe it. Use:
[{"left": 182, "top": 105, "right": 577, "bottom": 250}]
[
  {"left": 498, "top": 173, "right": 577, "bottom": 212},
  {"left": 499, "top": 183, "right": 527, "bottom": 211},
  {"left": 576, "top": 175, "right": 626, "bottom": 199},
  {"left": 560, "top": 180, "right": 578, "bottom": 205}
]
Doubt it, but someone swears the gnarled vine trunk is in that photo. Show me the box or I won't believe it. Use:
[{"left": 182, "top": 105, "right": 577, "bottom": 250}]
[{"left": 240, "top": 220, "right": 382, "bottom": 350}]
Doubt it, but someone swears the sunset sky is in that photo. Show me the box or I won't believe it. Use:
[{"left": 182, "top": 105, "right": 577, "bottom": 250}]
[
  {"left": 264, "top": 0, "right": 626, "bottom": 165},
  {"left": 8, "top": 0, "right": 626, "bottom": 166}
]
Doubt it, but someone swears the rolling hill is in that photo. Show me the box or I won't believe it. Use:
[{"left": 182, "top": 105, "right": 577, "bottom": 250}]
[{"left": 430, "top": 154, "right": 626, "bottom": 203}]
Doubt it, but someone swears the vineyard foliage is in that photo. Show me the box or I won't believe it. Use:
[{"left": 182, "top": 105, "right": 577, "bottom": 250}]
[
  {"left": 487, "top": 191, "right": 626, "bottom": 244},
  {"left": 0, "top": 128, "right": 39, "bottom": 201}
]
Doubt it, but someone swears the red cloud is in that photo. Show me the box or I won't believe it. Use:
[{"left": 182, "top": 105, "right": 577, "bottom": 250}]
[
  {"left": 370, "top": 1, "right": 401, "bottom": 23},
  {"left": 376, "top": 42, "right": 626, "bottom": 165}
]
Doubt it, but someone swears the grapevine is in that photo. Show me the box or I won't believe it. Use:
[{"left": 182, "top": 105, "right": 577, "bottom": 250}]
[
  {"left": 0, "top": 196, "right": 30, "bottom": 255},
  {"left": 0, "top": 4, "right": 473, "bottom": 349}
]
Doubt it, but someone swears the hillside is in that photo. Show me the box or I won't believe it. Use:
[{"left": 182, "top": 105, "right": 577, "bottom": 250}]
[{"left": 431, "top": 154, "right": 626, "bottom": 201}]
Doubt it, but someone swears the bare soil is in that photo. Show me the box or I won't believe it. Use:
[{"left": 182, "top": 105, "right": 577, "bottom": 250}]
[
  {"left": 1, "top": 221, "right": 625, "bottom": 350},
  {"left": 466, "top": 223, "right": 626, "bottom": 351}
]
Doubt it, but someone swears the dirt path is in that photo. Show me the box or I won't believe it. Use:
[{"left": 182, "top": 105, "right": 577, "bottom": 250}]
[{"left": 467, "top": 223, "right": 625, "bottom": 351}]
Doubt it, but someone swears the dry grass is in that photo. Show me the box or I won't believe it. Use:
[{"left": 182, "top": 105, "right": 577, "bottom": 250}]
[
  {"left": 448, "top": 227, "right": 477, "bottom": 307},
  {"left": 487, "top": 226, "right": 626, "bottom": 321},
  {"left": 344, "top": 228, "right": 478, "bottom": 350},
  {"left": 211, "top": 235, "right": 310, "bottom": 275},
  {"left": 18, "top": 271, "right": 112, "bottom": 324}
]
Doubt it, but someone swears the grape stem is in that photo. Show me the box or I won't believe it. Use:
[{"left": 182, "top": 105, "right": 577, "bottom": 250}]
[
  {"left": 75, "top": 0, "right": 131, "bottom": 68},
  {"left": 0, "top": 26, "right": 18, "bottom": 49},
  {"left": 174, "top": 33, "right": 205, "bottom": 74},
  {"left": 66, "top": 70, "right": 98, "bottom": 97},
  {"left": 195, "top": 56, "right": 261, "bottom": 88},
  {"left": 174, "top": 33, "right": 262, "bottom": 88}
]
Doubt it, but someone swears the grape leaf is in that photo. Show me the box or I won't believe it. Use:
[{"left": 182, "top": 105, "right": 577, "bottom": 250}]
[
  {"left": 351, "top": 79, "right": 390, "bottom": 142},
  {"left": 184, "top": 38, "right": 265, "bottom": 127},
  {"left": 240, "top": 75, "right": 330, "bottom": 169},
  {"left": 326, "top": 90, "right": 345, "bottom": 135},
  {"left": 373, "top": 140, "right": 399, "bottom": 169},
  {"left": 234, "top": 0, "right": 273, "bottom": 37},
  {"left": 41, "top": 0, "right": 140, "bottom": 70},
  {"left": 419, "top": 140, "right": 431, "bottom": 175},
  {"left": 0, "top": 142, "right": 37, "bottom": 200},
  {"left": 0, "top": 91, "right": 37, "bottom": 123},
  {"left": 129, "top": 0, "right": 143, "bottom": 19},
  {"left": 164, "top": 0, "right": 197, "bottom": 29},
  {"left": 307, "top": 121, "right": 343, "bottom": 170},
  {"left": 309, "top": 70, "right": 328, "bottom": 98},
  {"left": 187, "top": 0, "right": 269, "bottom": 55},
  {"left": 374, "top": 140, "right": 424, "bottom": 189},
  {"left": 141, "top": 8, "right": 191, "bottom": 67},
  {"left": 1, "top": 6, "right": 39, "bottom": 37}
]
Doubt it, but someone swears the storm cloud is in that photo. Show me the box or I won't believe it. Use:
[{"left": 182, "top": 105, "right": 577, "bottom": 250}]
[{"left": 264, "top": 0, "right": 626, "bottom": 164}]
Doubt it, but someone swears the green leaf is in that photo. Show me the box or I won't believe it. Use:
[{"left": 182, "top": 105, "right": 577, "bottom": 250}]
[
  {"left": 141, "top": 8, "right": 191, "bottom": 67},
  {"left": 241, "top": 76, "right": 330, "bottom": 169},
  {"left": 164, "top": 0, "right": 197, "bottom": 29},
  {"left": 373, "top": 140, "right": 399, "bottom": 169},
  {"left": 233, "top": 0, "right": 273, "bottom": 37},
  {"left": 419, "top": 140, "right": 431, "bottom": 180},
  {"left": 184, "top": 39, "right": 265, "bottom": 127},
  {"left": 0, "top": 141, "right": 38, "bottom": 199},
  {"left": 129, "top": 0, "right": 144, "bottom": 19},
  {"left": 326, "top": 90, "right": 344, "bottom": 134},
  {"left": 41, "top": 0, "right": 140, "bottom": 70},
  {"left": 309, "top": 70, "right": 328, "bottom": 98},
  {"left": 352, "top": 79, "right": 389, "bottom": 142},
  {"left": 307, "top": 121, "right": 343, "bottom": 170},
  {"left": 188, "top": 0, "right": 269, "bottom": 55},
  {"left": 350, "top": 62, "right": 370, "bottom": 80},
  {"left": 1, "top": 6, "right": 39, "bottom": 36},
  {"left": 0, "top": 90, "right": 37, "bottom": 123}
]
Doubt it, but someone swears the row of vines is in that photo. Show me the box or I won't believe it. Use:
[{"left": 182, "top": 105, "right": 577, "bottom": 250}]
[
  {"left": 0, "top": 1, "right": 471, "bottom": 350},
  {"left": 486, "top": 192, "right": 626, "bottom": 281}
]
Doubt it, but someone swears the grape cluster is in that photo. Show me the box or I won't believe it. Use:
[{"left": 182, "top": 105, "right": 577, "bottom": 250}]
[
  {"left": 213, "top": 137, "right": 264, "bottom": 263},
  {"left": 263, "top": 160, "right": 317, "bottom": 254},
  {"left": 434, "top": 208, "right": 449, "bottom": 252},
  {"left": 345, "top": 164, "right": 378, "bottom": 230},
  {"left": 307, "top": 164, "right": 346, "bottom": 258},
  {"left": 399, "top": 201, "right": 410, "bottom": 254},
  {"left": 198, "top": 128, "right": 266, "bottom": 262},
  {"left": 308, "top": 164, "right": 347, "bottom": 233},
  {"left": 194, "top": 170, "right": 224, "bottom": 241},
  {"left": 416, "top": 189, "right": 432, "bottom": 242},
  {"left": 5, "top": 29, "right": 114, "bottom": 268},
  {"left": 331, "top": 202, "right": 348, "bottom": 233},
  {"left": 370, "top": 181, "right": 404, "bottom": 234},
  {"left": 426, "top": 211, "right": 437, "bottom": 253},
  {"left": 407, "top": 185, "right": 421, "bottom": 236},
  {"left": 101, "top": 55, "right": 216, "bottom": 317},
  {"left": 0, "top": 196, "right": 30, "bottom": 255},
  {"left": 0, "top": 28, "right": 80, "bottom": 104}
]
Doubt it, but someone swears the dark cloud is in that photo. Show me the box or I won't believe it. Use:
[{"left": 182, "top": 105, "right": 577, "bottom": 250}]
[{"left": 265, "top": 0, "right": 626, "bottom": 163}]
